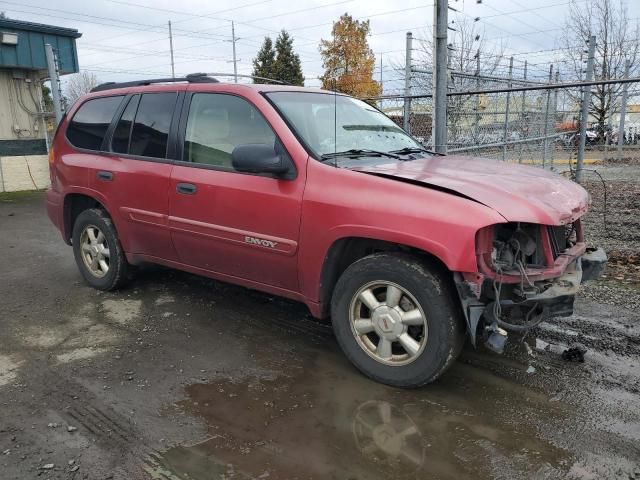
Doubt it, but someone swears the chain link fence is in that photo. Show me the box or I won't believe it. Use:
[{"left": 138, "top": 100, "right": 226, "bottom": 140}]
[{"left": 372, "top": 72, "right": 640, "bottom": 175}]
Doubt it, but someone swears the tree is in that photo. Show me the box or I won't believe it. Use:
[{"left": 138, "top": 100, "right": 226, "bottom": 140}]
[
  {"left": 64, "top": 71, "right": 100, "bottom": 105},
  {"left": 319, "top": 13, "right": 381, "bottom": 98},
  {"left": 252, "top": 37, "right": 276, "bottom": 84},
  {"left": 272, "top": 30, "right": 304, "bottom": 86},
  {"left": 251, "top": 30, "right": 304, "bottom": 85},
  {"left": 561, "top": 0, "right": 640, "bottom": 136},
  {"left": 41, "top": 84, "right": 53, "bottom": 112}
]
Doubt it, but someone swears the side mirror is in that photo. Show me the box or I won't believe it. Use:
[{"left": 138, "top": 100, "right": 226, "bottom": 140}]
[{"left": 231, "top": 143, "right": 290, "bottom": 176}]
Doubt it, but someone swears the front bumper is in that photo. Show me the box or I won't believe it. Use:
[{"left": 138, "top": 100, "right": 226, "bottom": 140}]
[
  {"left": 455, "top": 247, "right": 608, "bottom": 346},
  {"left": 581, "top": 247, "right": 608, "bottom": 282}
]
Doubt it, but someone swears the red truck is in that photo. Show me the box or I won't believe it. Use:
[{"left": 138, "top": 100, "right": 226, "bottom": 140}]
[{"left": 46, "top": 75, "right": 606, "bottom": 387}]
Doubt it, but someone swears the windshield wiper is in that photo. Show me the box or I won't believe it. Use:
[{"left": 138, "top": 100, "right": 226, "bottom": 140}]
[
  {"left": 388, "top": 146, "right": 439, "bottom": 156},
  {"left": 320, "top": 148, "right": 400, "bottom": 163}
]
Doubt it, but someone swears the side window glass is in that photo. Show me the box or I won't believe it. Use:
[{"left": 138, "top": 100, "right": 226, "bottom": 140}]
[
  {"left": 184, "top": 93, "right": 275, "bottom": 169},
  {"left": 129, "top": 93, "right": 176, "bottom": 158},
  {"left": 66, "top": 96, "right": 124, "bottom": 150},
  {"left": 111, "top": 95, "right": 139, "bottom": 154}
]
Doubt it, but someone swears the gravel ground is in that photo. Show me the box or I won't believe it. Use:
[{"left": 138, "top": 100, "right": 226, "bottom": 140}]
[
  {"left": 570, "top": 161, "right": 640, "bottom": 310},
  {"left": 0, "top": 191, "right": 638, "bottom": 480}
]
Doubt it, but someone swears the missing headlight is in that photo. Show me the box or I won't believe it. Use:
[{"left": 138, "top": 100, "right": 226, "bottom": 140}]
[{"left": 492, "top": 223, "right": 541, "bottom": 272}]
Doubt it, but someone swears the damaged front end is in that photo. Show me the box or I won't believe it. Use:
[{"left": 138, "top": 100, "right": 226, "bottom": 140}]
[{"left": 454, "top": 220, "right": 607, "bottom": 354}]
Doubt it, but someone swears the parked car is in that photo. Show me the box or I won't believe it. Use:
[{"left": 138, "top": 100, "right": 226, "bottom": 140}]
[{"left": 46, "top": 75, "right": 606, "bottom": 387}]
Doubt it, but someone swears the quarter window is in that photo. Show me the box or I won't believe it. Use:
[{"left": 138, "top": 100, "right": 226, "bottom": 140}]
[
  {"left": 66, "top": 96, "right": 124, "bottom": 150},
  {"left": 129, "top": 93, "right": 177, "bottom": 158},
  {"left": 184, "top": 93, "right": 275, "bottom": 168}
]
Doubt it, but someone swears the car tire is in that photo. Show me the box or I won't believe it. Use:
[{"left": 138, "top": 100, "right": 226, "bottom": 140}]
[
  {"left": 331, "top": 253, "right": 464, "bottom": 388},
  {"left": 72, "top": 208, "right": 129, "bottom": 291}
]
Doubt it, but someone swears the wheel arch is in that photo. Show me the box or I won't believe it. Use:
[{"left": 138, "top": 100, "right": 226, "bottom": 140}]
[
  {"left": 63, "top": 191, "right": 110, "bottom": 245},
  {"left": 317, "top": 235, "right": 454, "bottom": 318}
]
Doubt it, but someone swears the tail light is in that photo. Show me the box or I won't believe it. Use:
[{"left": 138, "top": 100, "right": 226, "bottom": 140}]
[
  {"left": 48, "top": 145, "right": 55, "bottom": 165},
  {"left": 48, "top": 145, "right": 56, "bottom": 187}
]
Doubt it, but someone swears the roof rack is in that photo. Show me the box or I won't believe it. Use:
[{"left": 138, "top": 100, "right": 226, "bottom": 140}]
[
  {"left": 90, "top": 73, "right": 219, "bottom": 93},
  {"left": 203, "top": 73, "right": 289, "bottom": 85},
  {"left": 90, "top": 72, "right": 289, "bottom": 93}
]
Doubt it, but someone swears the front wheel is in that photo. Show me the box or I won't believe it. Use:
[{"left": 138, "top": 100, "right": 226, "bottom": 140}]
[{"left": 331, "top": 253, "right": 464, "bottom": 388}]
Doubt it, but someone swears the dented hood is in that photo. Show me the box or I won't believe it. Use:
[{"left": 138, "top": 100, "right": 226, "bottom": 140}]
[{"left": 352, "top": 155, "right": 590, "bottom": 225}]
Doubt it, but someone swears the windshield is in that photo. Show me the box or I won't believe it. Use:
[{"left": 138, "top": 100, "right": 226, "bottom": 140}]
[{"left": 266, "top": 92, "right": 423, "bottom": 158}]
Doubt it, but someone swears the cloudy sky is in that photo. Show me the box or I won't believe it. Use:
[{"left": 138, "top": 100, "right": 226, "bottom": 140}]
[{"left": 3, "top": 0, "right": 640, "bottom": 91}]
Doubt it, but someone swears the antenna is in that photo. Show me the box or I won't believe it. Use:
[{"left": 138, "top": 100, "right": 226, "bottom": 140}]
[{"left": 333, "top": 77, "right": 338, "bottom": 167}]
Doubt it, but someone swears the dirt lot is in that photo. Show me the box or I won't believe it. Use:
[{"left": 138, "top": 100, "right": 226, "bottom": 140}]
[{"left": 0, "top": 177, "right": 639, "bottom": 480}]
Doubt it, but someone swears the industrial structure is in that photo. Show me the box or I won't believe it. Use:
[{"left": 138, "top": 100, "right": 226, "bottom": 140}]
[{"left": 0, "top": 18, "right": 80, "bottom": 191}]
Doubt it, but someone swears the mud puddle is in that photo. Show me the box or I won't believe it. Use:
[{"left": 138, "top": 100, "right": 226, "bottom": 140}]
[{"left": 145, "top": 338, "right": 577, "bottom": 480}]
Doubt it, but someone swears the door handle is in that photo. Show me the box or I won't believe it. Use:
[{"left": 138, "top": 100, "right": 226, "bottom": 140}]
[
  {"left": 176, "top": 183, "right": 197, "bottom": 195},
  {"left": 97, "top": 170, "right": 113, "bottom": 181}
]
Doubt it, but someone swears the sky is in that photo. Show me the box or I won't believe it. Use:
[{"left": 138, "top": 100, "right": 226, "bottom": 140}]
[{"left": 3, "top": 0, "right": 640, "bottom": 92}]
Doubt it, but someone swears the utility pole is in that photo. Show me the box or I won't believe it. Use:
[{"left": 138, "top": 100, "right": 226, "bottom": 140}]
[
  {"left": 168, "top": 21, "right": 175, "bottom": 78},
  {"left": 232, "top": 21, "right": 238, "bottom": 83},
  {"left": 432, "top": 0, "right": 448, "bottom": 153},
  {"left": 576, "top": 35, "right": 595, "bottom": 183},
  {"left": 617, "top": 59, "right": 630, "bottom": 161},
  {"left": 502, "top": 56, "right": 513, "bottom": 161},
  {"left": 379, "top": 55, "right": 383, "bottom": 92},
  {"left": 542, "top": 64, "right": 554, "bottom": 168},
  {"left": 44, "top": 44, "right": 63, "bottom": 126},
  {"left": 403, "top": 32, "right": 413, "bottom": 133}
]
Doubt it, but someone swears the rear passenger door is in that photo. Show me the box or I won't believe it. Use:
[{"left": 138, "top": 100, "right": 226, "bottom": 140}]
[
  {"left": 88, "top": 91, "right": 180, "bottom": 260},
  {"left": 168, "top": 92, "right": 304, "bottom": 291}
]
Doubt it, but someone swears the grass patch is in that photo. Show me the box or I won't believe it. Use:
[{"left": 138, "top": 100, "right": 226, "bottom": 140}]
[{"left": 0, "top": 190, "right": 46, "bottom": 202}]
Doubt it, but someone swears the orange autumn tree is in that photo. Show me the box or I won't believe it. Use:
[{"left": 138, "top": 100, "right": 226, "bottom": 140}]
[{"left": 319, "top": 13, "right": 382, "bottom": 99}]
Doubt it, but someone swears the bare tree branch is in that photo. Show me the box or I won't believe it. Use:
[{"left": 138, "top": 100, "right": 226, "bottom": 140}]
[
  {"left": 561, "top": 0, "right": 640, "bottom": 133},
  {"left": 64, "top": 71, "right": 100, "bottom": 105}
]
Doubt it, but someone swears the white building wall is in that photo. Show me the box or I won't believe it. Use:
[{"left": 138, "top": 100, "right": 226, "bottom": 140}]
[
  {"left": 0, "top": 155, "right": 50, "bottom": 192},
  {"left": 0, "top": 70, "right": 46, "bottom": 141}
]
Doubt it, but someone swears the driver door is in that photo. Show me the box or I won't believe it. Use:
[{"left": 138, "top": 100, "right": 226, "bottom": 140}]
[{"left": 168, "top": 92, "right": 304, "bottom": 291}]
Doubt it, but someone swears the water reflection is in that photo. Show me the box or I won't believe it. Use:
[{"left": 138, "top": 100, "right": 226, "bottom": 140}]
[
  {"left": 353, "top": 400, "right": 424, "bottom": 471},
  {"left": 145, "top": 348, "right": 571, "bottom": 480}
]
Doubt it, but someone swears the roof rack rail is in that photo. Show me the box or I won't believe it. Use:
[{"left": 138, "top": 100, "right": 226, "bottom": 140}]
[
  {"left": 203, "top": 72, "right": 289, "bottom": 85},
  {"left": 89, "top": 72, "right": 290, "bottom": 93},
  {"left": 90, "top": 73, "right": 219, "bottom": 93}
]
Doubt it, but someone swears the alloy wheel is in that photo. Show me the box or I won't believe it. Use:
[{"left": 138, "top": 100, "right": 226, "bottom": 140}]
[
  {"left": 349, "top": 281, "right": 428, "bottom": 366},
  {"left": 79, "top": 224, "right": 110, "bottom": 278}
]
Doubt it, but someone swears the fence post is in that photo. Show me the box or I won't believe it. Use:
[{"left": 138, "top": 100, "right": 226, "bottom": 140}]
[
  {"left": 502, "top": 56, "right": 513, "bottom": 161},
  {"left": 474, "top": 51, "right": 480, "bottom": 145},
  {"left": 432, "top": 0, "right": 448, "bottom": 153},
  {"left": 45, "top": 44, "right": 63, "bottom": 126},
  {"left": 542, "top": 64, "right": 553, "bottom": 168},
  {"left": 576, "top": 35, "right": 596, "bottom": 183},
  {"left": 518, "top": 60, "right": 527, "bottom": 163},
  {"left": 551, "top": 70, "right": 559, "bottom": 167},
  {"left": 617, "top": 59, "right": 630, "bottom": 161},
  {"left": 403, "top": 32, "right": 413, "bottom": 133}
]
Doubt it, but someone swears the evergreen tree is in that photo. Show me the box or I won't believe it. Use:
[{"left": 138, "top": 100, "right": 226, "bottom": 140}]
[
  {"left": 272, "top": 30, "right": 304, "bottom": 86},
  {"left": 252, "top": 37, "right": 276, "bottom": 84}
]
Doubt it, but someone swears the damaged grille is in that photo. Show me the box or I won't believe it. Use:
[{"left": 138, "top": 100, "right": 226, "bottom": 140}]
[{"left": 548, "top": 224, "right": 574, "bottom": 259}]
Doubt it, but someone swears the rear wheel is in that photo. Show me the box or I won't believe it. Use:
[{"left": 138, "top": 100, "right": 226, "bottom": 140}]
[
  {"left": 331, "top": 253, "right": 464, "bottom": 388},
  {"left": 72, "top": 208, "right": 129, "bottom": 291}
]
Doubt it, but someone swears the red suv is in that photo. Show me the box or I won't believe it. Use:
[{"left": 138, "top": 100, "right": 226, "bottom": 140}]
[{"left": 46, "top": 75, "right": 606, "bottom": 387}]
